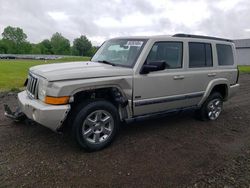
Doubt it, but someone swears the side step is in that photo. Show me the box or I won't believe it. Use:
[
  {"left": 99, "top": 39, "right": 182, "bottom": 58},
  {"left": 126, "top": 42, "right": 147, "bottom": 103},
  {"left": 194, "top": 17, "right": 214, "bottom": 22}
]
[
  {"left": 125, "top": 105, "right": 198, "bottom": 123},
  {"left": 4, "top": 104, "right": 26, "bottom": 122}
]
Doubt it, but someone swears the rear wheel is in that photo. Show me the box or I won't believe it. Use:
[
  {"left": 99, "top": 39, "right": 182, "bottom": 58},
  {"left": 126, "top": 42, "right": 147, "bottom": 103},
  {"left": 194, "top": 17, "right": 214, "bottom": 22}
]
[
  {"left": 71, "top": 100, "right": 120, "bottom": 151},
  {"left": 197, "top": 92, "right": 223, "bottom": 121}
]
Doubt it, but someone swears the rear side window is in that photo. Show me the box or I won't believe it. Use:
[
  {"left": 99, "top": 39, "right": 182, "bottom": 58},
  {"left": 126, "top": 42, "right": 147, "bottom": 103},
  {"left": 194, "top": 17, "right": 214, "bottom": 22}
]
[
  {"left": 216, "top": 44, "right": 234, "bottom": 66},
  {"left": 189, "top": 42, "right": 213, "bottom": 68},
  {"left": 147, "top": 42, "right": 183, "bottom": 69}
]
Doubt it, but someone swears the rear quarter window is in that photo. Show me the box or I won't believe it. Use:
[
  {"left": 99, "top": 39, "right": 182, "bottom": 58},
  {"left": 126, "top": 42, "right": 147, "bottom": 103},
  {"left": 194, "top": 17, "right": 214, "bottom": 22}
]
[{"left": 216, "top": 44, "right": 234, "bottom": 66}]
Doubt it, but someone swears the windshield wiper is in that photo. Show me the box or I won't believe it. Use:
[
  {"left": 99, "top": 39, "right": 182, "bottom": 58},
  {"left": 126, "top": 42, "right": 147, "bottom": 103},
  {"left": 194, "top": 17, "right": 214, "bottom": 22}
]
[{"left": 97, "top": 60, "right": 116, "bottom": 66}]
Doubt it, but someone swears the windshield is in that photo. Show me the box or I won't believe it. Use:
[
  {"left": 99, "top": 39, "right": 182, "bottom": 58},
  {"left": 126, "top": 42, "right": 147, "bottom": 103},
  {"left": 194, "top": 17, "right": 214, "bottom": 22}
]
[{"left": 91, "top": 39, "right": 147, "bottom": 68}]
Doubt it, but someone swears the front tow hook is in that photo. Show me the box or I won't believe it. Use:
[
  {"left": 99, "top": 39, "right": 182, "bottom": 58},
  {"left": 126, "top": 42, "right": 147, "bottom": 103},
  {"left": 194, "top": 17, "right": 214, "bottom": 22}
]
[{"left": 4, "top": 104, "right": 26, "bottom": 122}]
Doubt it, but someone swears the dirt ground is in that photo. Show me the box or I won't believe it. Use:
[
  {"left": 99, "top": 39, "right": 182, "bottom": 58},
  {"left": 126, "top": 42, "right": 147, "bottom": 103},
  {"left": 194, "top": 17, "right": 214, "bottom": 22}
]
[{"left": 0, "top": 74, "right": 250, "bottom": 188}]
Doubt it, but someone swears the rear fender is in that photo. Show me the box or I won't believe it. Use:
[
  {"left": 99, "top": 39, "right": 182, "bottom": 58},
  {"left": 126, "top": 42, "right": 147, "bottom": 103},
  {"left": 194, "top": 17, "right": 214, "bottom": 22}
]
[{"left": 198, "top": 78, "right": 229, "bottom": 107}]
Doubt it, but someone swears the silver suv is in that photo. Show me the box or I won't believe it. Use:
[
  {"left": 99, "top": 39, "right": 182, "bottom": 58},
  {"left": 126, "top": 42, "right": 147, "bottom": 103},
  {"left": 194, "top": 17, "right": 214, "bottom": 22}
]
[{"left": 5, "top": 34, "right": 240, "bottom": 151}]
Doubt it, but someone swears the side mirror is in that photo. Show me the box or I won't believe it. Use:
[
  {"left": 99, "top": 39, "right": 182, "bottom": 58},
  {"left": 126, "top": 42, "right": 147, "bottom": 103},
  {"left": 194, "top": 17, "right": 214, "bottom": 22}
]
[{"left": 140, "top": 60, "right": 166, "bottom": 74}]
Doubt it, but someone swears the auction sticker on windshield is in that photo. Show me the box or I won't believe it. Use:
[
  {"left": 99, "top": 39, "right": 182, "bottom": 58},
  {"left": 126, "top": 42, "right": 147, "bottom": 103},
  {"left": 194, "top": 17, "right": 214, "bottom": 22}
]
[{"left": 125, "top": 41, "right": 144, "bottom": 47}]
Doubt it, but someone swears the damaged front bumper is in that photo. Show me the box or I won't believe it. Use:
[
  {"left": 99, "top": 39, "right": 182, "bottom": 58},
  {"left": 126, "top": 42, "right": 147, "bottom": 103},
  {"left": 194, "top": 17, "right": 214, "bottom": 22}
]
[
  {"left": 4, "top": 91, "right": 70, "bottom": 132},
  {"left": 4, "top": 104, "right": 26, "bottom": 122}
]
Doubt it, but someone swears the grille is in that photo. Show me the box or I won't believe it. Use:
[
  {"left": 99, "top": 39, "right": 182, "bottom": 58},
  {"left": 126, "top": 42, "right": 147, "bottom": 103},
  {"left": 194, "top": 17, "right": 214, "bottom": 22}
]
[{"left": 26, "top": 73, "right": 38, "bottom": 98}]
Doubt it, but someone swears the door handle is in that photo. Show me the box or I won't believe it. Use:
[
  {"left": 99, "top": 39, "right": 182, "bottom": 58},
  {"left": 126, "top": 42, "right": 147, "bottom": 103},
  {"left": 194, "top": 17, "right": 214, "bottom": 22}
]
[
  {"left": 208, "top": 73, "right": 216, "bottom": 77},
  {"left": 173, "top": 75, "right": 185, "bottom": 80}
]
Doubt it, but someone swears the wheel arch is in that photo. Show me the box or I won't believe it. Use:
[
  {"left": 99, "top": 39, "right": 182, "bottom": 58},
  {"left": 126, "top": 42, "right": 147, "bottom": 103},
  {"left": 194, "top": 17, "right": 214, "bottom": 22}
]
[
  {"left": 66, "top": 85, "right": 131, "bottom": 127},
  {"left": 198, "top": 78, "right": 229, "bottom": 107}
]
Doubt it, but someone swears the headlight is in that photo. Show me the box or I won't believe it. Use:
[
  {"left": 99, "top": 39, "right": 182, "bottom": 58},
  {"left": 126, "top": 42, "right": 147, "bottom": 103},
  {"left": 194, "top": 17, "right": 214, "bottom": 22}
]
[
  {"left": 37, "top": 78, "right": 70, "bottom": 105},
  {"left": 38, "top": 78, "right": 48, "bottom": 101}
]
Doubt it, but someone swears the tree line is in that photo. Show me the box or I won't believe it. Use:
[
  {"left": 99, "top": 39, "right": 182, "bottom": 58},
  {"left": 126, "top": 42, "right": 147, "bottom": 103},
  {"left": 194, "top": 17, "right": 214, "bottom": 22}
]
[{"left": 0, "top": 26, "right": 97, "bottom": 56}]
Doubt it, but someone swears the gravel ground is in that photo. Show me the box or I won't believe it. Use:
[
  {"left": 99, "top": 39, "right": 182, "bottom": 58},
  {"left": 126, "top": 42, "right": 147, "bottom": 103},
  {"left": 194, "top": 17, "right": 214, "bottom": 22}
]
[{"left": 0, "top": 74, "right": 250, "bottom": 188}]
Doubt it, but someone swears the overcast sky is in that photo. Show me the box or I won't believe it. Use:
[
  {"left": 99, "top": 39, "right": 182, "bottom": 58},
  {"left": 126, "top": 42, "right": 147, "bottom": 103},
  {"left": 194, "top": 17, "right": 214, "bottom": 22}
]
[{"left": 0, "top": 0, "right": 250, "bottom": 45}]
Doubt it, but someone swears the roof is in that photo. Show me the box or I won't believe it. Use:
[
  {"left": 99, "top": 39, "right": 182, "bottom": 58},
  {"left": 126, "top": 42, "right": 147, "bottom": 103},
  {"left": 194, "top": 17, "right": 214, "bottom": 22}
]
[
  {"left": 234, "top": 39, "right": 250, "bottom": 49},
  {"left": 112, "top": 34, "right": 233, "bottom": 43},
  {"left": 173, "top": 34, "right": 233, "bottom": 43},
  {"left": 111, "top": 35, "right": 171, "bottom": 40}
]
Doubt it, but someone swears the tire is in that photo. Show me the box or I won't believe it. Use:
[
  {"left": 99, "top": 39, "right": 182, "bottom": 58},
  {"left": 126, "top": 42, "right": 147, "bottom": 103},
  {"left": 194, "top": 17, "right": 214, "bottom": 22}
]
[
  {"left": 71, "top": 100, "right": 120, "bottom": 151},
  {"left": 196, "top": 92, "right": 223, "bottom": 121}
]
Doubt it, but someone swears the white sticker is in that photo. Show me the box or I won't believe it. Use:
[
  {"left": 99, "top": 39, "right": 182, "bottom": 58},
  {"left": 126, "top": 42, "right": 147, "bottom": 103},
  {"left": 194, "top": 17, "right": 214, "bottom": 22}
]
[{"left": 125, "top": 41, "right": 143, "bottom": 47}]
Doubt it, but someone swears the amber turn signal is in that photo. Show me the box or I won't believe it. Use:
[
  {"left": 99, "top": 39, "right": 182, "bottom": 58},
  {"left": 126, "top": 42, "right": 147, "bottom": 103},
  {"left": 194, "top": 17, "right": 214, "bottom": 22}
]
[{"left": 45, "top": 96, "right": 70, "bottom": 105}]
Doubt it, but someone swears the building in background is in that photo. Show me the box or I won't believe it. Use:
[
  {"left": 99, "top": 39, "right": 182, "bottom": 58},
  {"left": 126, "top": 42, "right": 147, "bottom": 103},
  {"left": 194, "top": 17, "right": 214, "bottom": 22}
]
[{"left": 234, "top": 39, "right": 250, "bottom": 65}]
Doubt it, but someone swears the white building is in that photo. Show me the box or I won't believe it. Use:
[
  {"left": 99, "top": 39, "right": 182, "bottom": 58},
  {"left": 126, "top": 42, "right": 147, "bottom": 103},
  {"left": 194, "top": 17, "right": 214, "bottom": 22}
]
[{"left": 234, "top": 39, "right": 250, "bottom": 65}]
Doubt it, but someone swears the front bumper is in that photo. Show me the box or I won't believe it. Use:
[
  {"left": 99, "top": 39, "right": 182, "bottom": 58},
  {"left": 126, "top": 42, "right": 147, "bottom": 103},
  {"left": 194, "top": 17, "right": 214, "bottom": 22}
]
[
  {"left": 18, "top": 91, "right": 70, "bottom": 132},
  {"left": 229, "top": 83, "right": 240, "bottom": 98}
]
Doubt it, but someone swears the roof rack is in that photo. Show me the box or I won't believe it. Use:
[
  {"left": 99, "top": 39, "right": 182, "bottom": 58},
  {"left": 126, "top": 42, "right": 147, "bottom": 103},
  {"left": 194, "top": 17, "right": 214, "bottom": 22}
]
[{"left": 172, "top": 33, "right": 233, "bottom": 43}]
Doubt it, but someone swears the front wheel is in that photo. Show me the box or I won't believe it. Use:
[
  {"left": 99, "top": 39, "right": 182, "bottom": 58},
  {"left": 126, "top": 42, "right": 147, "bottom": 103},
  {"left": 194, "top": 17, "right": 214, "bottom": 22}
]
[
  {"left": 197, "top": 92, "right": 223, "bottom": 121},
  {"left": 72, "top": 100, "right": 120, "bottom": 151}
]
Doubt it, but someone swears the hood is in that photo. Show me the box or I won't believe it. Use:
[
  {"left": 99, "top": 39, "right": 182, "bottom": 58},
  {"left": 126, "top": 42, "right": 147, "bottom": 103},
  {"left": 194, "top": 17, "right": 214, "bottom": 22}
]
[{"left": 30, "top": 61, "right": 133, "bottom": 81}]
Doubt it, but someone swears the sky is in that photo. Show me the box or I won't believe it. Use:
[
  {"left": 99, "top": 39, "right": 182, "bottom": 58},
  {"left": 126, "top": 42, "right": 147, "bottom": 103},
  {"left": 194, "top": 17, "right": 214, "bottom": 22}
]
[{"left": 0, "top": 0, "right": 250, "bottom": 46}]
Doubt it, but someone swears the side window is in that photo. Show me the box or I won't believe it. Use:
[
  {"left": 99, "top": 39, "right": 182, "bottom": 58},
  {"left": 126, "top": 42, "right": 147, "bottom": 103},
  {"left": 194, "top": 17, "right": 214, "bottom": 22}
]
[
  {"left": 189, "top": 42, "right": 213, "bottom": 68},
  {"left": 216, "top": 44, "right": 234, "bottom": 66},
  {"left": 147, "top": 42, "right": 183, "bottom": 69}
]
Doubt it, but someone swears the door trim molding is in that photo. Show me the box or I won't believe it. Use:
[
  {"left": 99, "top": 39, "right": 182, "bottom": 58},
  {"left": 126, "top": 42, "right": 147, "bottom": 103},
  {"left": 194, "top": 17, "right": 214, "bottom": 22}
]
[{"left": 134, "top": 91, "right": 204, "bottom": 107}]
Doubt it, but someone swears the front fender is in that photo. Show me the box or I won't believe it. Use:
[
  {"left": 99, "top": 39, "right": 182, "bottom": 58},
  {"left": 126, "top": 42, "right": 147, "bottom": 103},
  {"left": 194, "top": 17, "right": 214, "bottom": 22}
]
[{"left": 69, "top": 84, "right": 133, "bottom": 120}]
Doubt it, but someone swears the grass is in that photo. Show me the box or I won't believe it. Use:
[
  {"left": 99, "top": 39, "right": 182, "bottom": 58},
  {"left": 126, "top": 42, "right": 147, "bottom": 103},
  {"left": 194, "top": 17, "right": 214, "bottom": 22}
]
[
  {"left": 238, "top": 65, "right": 250, "bottom": 73},
  {"left": 0, "top": 56, "right": 90, "bottom": 91}
]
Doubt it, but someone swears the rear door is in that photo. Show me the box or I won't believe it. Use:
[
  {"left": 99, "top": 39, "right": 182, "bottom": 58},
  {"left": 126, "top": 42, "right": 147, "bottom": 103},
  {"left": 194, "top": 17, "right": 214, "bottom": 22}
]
[{"left": 180, "top": 41, "right": 218, "bottom": 104}]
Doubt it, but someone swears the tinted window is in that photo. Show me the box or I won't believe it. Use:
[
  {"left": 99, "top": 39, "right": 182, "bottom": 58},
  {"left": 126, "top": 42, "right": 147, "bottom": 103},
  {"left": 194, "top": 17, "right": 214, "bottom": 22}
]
[
  {"left": 205, "top": 44, "right": 213, "bottom": 66},
  {"left": 216, "top": 44, "right": 234, "bottom": 65},
  {"left": 147, "top": 42, "right": 183, "bottom": 69},
  {"left": 189, "top": 43, "right": 213, "bottom": 68}
]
